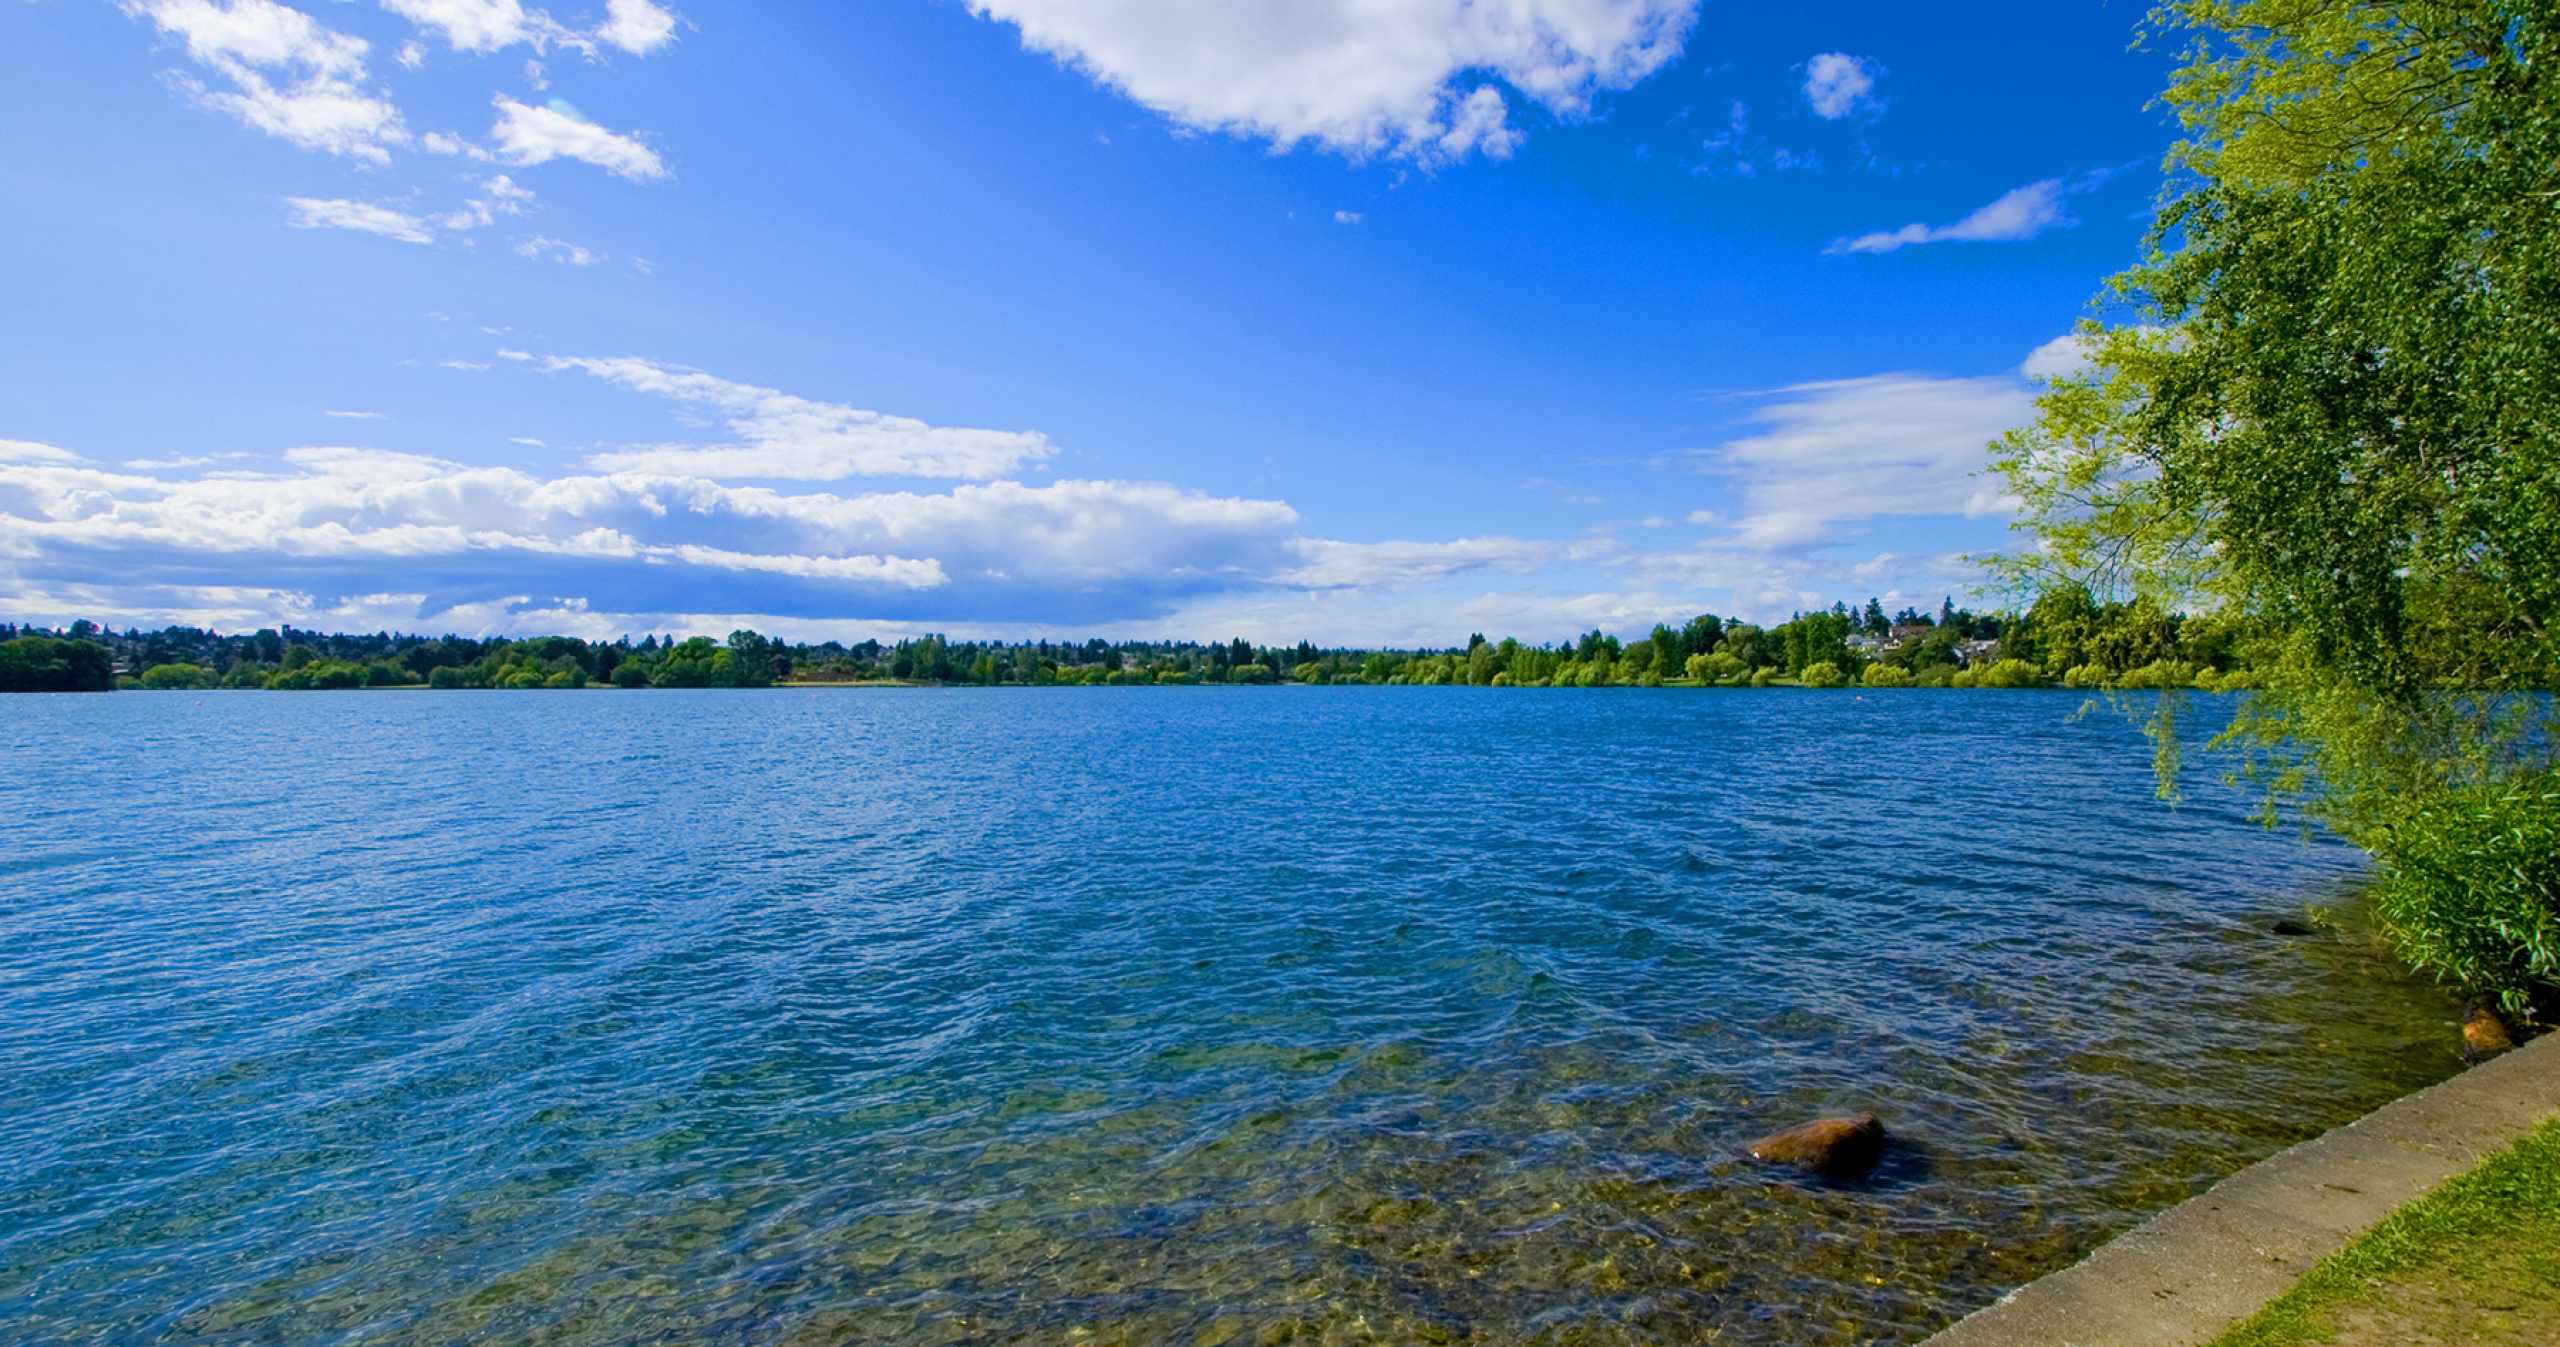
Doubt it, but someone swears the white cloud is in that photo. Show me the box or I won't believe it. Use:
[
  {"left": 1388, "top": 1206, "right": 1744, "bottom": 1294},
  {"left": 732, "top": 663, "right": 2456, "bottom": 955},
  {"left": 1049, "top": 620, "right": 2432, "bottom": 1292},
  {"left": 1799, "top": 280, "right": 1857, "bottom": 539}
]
[
  {"left": 489, "top": 95, "right": 666, "bottom": 179},
  {"left": 122, "top": 456, "right": 226, "bottom": 470},
  {"left": 2, "top": 439, "right": 82, "bottom": 464},
  {"left": 1436, "top": 84, "right": 1522, "bottom": 159},
  {"left": 419, "top": 130, "right": 493, "bottom": 159},
  {"left": 513, "top": 352, "right": 1058, "bottom": 481},
  {"left": 1683, "top": 508, "right": 1715, "bottom": 525},
  {"left": 516, "top": 234, "right": 602, "bottom": 265},
  {"left": 325, "top": 410, "right": 387, "bottom": 420},
  {"left": 285, "top": 196, "right": 437, "bottom": 244},
  {"left": 1146, "top": 583, "right": 1700, "bottom": 649},
  {"left": 0, "top": 445, "right": 1309, "bottom": 627},
  {"left": 599, "top": 0, "right": 679, "bottom": 55},
  {"left": 382, "top": 0, "right": 567, "bottom": 55},
  {"left": 438, "top": 359, "right": 493, "bottom": 371},
  {"left": 2022, "top": 331, "right": 2095, "bottom": 382},
  {"left": 1281, "top": 536, "right": 1548, "bottom": 588},
  {"left": 381, "top": 0, "right": 675, "bottom": 58},
  {"left": 1801, "top": 52, "right": 1874, "bottom": 119},
  {"left": 129, "top": 0, "right": 366, "bottom": 75},
  {"left": 663, "top": 543, "right": 942, "bottom": 586},
  {"left": 509, "top": 435, "right": 548, "bottom": 447},
  {"left": 1827, "top": 178, "right": 2069, "bottom": 255},
  {"left": 125, "top": 0, "right": 408, "bottom": 163},
  {"left": 396, "top": 40, "right": 425, "bottom": 68},
  {"left": 1332, "top": 210, "right": 1363, "bottom": 224},
  {"left": 2, "top": 424, "right": 1998, "bottom": 639},
  {"left": 963, "top": 0, "right": 1698, "bottom": 163},
  {"left": 1685, "top": 369, "right": 2037, "bottom": 550},
  {"left": 438, "top": 173, "right": 534, "bottom": 230}
]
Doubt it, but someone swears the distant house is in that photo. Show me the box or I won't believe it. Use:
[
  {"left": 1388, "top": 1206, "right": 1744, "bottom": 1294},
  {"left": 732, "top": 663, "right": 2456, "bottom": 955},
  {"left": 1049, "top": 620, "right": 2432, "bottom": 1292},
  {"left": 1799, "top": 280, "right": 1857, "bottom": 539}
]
[
  {"left": 1956, "top": 638, "right": 2001, "bottom": 666},
  {"left": 1847, "top": 633, "right": 1885, "bottom": 655},
  {"left": 1886, "top": 622, "right": 1934, "bottom": 648}
]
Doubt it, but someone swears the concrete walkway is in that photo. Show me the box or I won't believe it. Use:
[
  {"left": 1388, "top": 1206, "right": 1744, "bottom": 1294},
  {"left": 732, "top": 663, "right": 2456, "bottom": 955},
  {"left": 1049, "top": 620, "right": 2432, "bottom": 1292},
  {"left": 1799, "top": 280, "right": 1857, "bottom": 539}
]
[{"left": 1921, "top": 1030, "right": 2560, "bottom": 1347}]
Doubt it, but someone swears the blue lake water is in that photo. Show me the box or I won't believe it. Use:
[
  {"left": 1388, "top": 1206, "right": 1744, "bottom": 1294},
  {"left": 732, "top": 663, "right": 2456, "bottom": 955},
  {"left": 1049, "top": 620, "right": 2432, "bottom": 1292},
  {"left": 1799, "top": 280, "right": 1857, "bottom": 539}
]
[{"left": 0, "top": 688, "right": 2457, "bottom": 1344}]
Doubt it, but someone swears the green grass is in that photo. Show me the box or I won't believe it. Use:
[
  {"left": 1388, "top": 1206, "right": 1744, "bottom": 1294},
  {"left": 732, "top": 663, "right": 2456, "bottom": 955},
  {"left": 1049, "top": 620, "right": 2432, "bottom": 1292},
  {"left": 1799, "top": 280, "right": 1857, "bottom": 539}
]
[{"left": 2208, "top": 1116, "right": 2560, "bottom": 1346}]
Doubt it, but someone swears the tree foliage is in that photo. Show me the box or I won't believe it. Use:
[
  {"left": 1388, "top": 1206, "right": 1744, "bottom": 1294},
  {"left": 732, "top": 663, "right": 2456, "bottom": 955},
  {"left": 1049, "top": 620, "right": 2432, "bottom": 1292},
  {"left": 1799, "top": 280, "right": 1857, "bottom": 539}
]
[
  {"left": 0, "top": 637, "right": 113, "bottom": 692},
  {"left": 1993, "top": 0, "right": 2560, "bottom": 1012}
]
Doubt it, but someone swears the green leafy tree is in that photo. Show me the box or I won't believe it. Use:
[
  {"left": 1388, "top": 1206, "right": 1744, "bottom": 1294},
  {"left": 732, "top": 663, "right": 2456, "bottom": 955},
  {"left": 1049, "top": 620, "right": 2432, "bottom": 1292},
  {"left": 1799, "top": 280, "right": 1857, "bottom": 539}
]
[
  {"left": 138, "top": 662, "right": 214, "bottom": 690},
  {"left": 0, "top": 638, "right": 116, "bottom": 692},
  {"left": 1991, "top": 0, "right": 2560, "bottom": 1013}
]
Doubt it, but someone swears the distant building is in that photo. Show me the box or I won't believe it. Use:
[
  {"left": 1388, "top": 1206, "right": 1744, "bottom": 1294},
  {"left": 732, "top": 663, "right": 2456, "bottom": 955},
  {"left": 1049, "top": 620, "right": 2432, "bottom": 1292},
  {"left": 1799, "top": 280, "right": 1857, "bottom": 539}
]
[{"left": 1956, "top": 638, "right": 2001, "bottom": 666}]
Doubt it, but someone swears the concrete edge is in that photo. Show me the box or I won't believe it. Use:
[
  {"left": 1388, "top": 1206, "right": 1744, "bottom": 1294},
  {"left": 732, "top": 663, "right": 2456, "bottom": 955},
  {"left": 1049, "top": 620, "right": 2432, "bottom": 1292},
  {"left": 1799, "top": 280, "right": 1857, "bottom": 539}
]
[{"left": 1919, "top": 1030, "right": 2560, "bottom": 1347}]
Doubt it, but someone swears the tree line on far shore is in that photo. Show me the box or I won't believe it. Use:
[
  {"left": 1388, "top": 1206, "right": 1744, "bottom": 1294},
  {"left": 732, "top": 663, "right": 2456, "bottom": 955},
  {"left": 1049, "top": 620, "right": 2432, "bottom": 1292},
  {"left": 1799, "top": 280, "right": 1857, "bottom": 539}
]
[{"left": 0, "top": 586, "right": 2266, "bottom": 695}]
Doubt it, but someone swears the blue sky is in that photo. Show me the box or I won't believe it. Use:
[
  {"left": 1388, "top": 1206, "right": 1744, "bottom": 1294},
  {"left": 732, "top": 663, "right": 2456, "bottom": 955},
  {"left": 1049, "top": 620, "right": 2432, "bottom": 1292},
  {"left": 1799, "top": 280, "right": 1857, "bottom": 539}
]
[{"left": 1, "top": 0, "right": 2166, "bottom": 645}]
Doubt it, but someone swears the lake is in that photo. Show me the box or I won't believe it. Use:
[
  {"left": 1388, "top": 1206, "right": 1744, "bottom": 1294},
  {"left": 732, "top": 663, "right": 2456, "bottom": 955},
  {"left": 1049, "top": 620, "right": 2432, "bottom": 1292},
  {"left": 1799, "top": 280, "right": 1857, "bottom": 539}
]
[{"left": 0, "top": 688, "right": 2457, "bottom": 1344}]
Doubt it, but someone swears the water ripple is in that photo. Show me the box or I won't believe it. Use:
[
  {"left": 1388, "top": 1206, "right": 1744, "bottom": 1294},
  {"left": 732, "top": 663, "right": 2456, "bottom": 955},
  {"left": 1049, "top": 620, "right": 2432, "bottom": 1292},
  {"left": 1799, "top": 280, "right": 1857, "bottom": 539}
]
[{"left": 0, "top": 688, "right": 2456, "bottom": 1345}]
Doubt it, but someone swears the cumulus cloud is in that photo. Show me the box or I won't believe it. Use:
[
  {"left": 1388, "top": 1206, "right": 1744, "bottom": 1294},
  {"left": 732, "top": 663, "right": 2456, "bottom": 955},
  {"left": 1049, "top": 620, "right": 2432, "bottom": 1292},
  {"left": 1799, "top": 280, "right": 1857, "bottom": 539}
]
[
  {"left": 1827, "top": 178, "right": 2069, "bottom": 255},
  {"left": 1332, "top": 210, "right": 1363, "bottom": 224},
  {"left": 285, "top": 196, "right": 437, "bottom": 244},
  {"left": 490, "top": 95, "right": 666, "bottom": 179},
  {"left": 510, "top": 352, "right": 1058, "bottom": 481},
  {"left": 1801, "top": 52, "right": 1875, "bottom": 119},
  {"left": 124, "top": 0, "right": 408, "bottom": 163},
  {"left": 599, "top": 0, "right": 679, "bottom": 55},
  {"left": 963, "top": 0, "right": 1698, "bottom": 162},
  {"left": 383, "top": 0, "right": 558, "bottom": 54},
  {"left": 2021, "top": 331, "right": 2095, "bottom": 382},
  {"left": 324, "top": 410, "right": 387, "bottom": 420}
]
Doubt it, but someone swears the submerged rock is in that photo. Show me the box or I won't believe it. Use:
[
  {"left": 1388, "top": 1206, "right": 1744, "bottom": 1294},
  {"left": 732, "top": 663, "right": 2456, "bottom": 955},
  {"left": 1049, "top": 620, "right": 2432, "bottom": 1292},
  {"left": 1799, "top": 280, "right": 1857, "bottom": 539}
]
[
  {"left": 2270, "top": 918, "right": 2317, "bottom": 937},
  {"left": 1748, "top": 1113, "right": 1887, "bottom": 1178},
  {"left": 2462, "top": 1004, "right": 2515, "bottom": 1061}
]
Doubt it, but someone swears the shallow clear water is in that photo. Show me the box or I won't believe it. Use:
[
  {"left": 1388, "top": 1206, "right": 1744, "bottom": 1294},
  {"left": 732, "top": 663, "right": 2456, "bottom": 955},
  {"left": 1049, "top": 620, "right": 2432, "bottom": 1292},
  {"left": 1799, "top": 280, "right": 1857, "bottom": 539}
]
[{"left": 0, "top": 688, "right": 2458, "bottom": 1345}]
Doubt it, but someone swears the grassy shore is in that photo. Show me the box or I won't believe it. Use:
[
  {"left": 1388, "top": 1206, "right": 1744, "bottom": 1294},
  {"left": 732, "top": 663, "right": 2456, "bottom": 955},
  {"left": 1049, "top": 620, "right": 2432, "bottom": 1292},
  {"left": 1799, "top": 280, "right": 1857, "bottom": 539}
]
[{"left": 2207, "top": 1115, "right": 2560, "bottom": 1347}]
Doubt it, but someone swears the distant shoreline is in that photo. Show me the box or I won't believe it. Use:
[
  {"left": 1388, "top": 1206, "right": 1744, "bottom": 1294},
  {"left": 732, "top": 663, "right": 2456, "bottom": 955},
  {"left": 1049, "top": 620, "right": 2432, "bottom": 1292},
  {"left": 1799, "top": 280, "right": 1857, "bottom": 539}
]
[{"left": 82, "top": 678, "right": 2233, "bottom": 694}]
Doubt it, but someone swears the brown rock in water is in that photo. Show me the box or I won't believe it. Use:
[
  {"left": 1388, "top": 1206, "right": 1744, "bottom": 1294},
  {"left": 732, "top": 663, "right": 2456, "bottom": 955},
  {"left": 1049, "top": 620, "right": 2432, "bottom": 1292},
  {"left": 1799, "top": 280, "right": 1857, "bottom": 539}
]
[
  {"left": 2462, "top": 1004, "right": 2515, "bottom": 1061},
  {"left": 1748, "top": 1113, "right": 1886, "bottom": 1178}
]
